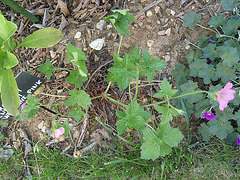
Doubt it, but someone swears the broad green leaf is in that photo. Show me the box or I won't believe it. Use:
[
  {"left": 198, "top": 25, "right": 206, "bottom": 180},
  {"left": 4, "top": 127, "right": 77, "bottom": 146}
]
[
  {"left": 68, "top": 106, "right": 84, "bottom": 122},
  {"left": 221, "top": 0, "right": 239, "bottom": 10},
  {"left": 141, "top": 50, "right": 167, "bottom": 82},
  {"left": 103, "top": 9, "right": 135, "bottom": 36},
  {"left": 67, "top": 43, "right": 88, "bottom": 77},
  {"left": 65, "top": 90, "right": 91, "bottom": 109},
  {"left": 224, "top": 132, "right": 239, "bottom": 145},
  {"left": 208, "top": 14, "right": 227, "bottom": 28},
  {"left": 0, "top": 13, "right": 17, "bottom": 40},
  {"left": 214, "top": 107, "right": 234, "bottom": 122},
  {"left": 66, "top": 70, "right": 88, "bottom": 88},
  {"left": 154, "top": 105, "right": 183, "bottom": 123},
  {"left": 106, "top": 53, "right": 137, "bottom": 91},
  {"left": 141, "top": 123, "right": 183, "bottom": 160},
  {"left": 202, "top": 43, "right": 217, "bottom": 60},
  {"left": 38, "top": 59, "right": 56, "bottom": 79},
  {"left": 198, "top": 64, "right": 218, "bottom": 84},
  {"left": 116, "top": 100, "right": 150, "bottom": 134},
  {"left": 172, "top": 64, "right": 190, "bottom": 83},
  {"left": 198, "top": 123, "right": 212, "bottom": 141},
  {"left": 222, "top": 18, "right": 240, "bottom": 35},
  {"left": 23, "top": 94, "right": 40, "bottom": 119},
  {"left": 3, "top": 52, "right": 18, "bottom": 69},
  {"left": 129, "top": 47, "right": 141, "bottom": 64},
  {"left": 217, "top": 45, "right": 239, "bottom": 67},
  {"left": 183, "top": 12, "right": 201, "bottom": 29},
  {"left": 194, "top": 99, "right": 210, "bottom": 117},
  {"left": 186, "top": 50, "right": 195, "bottom": 64},
  {"left": 1, "top": 69, "right": 19, "bottom": 116},
  {"left": 189, "top": 58, "right": 205, "bottom": 77},
  {"left": 20, "top": 27, "right": 63, "bottom": 48},
  {"left": 154, "top": 78, "right": 177, "bottom": 98},
  {"left": 216, "top": 63, "right": 236, "bottom": 83},
  {"left": 209, "top": 119, "right": 233, "bottom": 139}
]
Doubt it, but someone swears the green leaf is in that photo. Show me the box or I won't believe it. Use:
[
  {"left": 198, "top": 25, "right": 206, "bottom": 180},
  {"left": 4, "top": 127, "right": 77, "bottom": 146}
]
[
  {"left": 38, "top": 59, "right": 56, "bottom": 79},
  {"left": 67, "top": 43, "right": 88, "bottom": 77},
  {"left": 68, "top": 106, "right": 84, "bottom": 122},
  {"left": 103, "top": 9, "right": 135, "bottom": 36},
  {"left": 208, "top": 14, "right": 227, "bottom": 28},
  {"left": 116, "top": 100, "right": 150, "bottom": 134},
  {"left": 194, "top": 99, "right": 210, "bottom": 117},
  {"left": 20, "top": 27, "right": 63, "bottom": 48},
  {"left": 141, "top": 50, "right": 167, "bottom": 82},
  {"left": 216, "top": 63, "right": 236, "bottom": 83},
  {"left": 172, "top": 64, "right": 190, "bottom": 83},
  {"left": 1, "top": 69, "right": 19, "bottom": 116},
  {"left": 217, "top": 45, "right": 239, "bottom": 67},
  {"left": 180, "top": 80, "right": 203, "bottom": 104},
  {"left": 186, "top": 50, "right": 195, "bottom": 64},
  {"left": 22, "top": 94, "right": 40, "bottom": 118},
  {"left": 202, "top": 43, "right": 217, "bottom": 60},
  {"left": 65, "top": 90, "right": 91, "bottom": 109},
  {"left": 154, "top": 78, "right": 178, "bottom": 98},
  {"left": 198, "top": 64, "right": 218, "bottom": 84},
  {"left": 0, "top": 13, "right": 17, "bottom": 40},
  {"left": 209, "top": 119, "right": 233, "bottom": 139},
  {"left": 214, "top": 107, "right": 234, "bottom": 122},
  {"left": 154, "top": 105, "right": 183, "bottom": 123},
  {"left": 189, "top": 58, "right": 205, "bottom": 77},
  {"left": 141, "top": 123, "right": 183, "bottom": 160},
  {"left": 198, "top": 123, "right": 212, "bottom": 141},
  {"left": 183, "top": 12, "right": 201, "bottom": 29},
  {"left": 209, "top": 84, "right": 222, "bottom": 106},
  {"left": 66, "top": 70, "right": 88, "bottom": 88},
  {"left": 106, "top": 53, "right": 137, "bottom": 91},
  {"left": 222, "top": 18, "right": 240, "bottom": 35},
  {"left": 3, "top": 52, "right": 19, "bottom": 69},
  {"left": 221, "top": 0, "right": 239, "bottom": 10}
]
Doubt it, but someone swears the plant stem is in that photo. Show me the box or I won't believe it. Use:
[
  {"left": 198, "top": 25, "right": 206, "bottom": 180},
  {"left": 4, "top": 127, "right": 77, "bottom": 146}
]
[
  {"left": 117, "top": 36, "right": 123, "bottom": 55},
  {"left": 1, "top": 0, "right": 40, "bottom": 23},
  {"left": 104, "top": 82, "right": 112, "bottom": 94},
  {"left": 197, "top": 23, "right": 217, "bottom": 34},
  {"left": 143, "top": 90, "right": 208, "bottom": 108},
  {"left": 105, "top": 95, "right": 127, "bottom": 108},
  {"left": 134, "top": 72, "right": 139, "bottom": 100},
  {"left": 129, "top": 84, "right": 132, "bottom": 102},
  {"left": 40, "top": 93, "right": 67, "bottom": 98}
]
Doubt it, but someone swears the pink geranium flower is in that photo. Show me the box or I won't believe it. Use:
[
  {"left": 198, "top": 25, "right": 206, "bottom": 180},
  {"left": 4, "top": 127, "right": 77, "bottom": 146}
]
[
  {"left": 202, "top": 112, "right": 215, "bottom": 120},
  {"left": 54, "top": 127, "right": 65, "bottom": 138},
  {"left": 217, "top": 82, "right": 236, "bottom": 111}
]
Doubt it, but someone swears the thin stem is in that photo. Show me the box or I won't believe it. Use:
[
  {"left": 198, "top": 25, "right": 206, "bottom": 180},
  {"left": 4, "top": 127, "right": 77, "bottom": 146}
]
[
  {"left": 143, "top": 90, "right": 208, "bottom": 108},
  {"left": 91, "top": 95, "right": 102, "bottom": 100},
  {"left": 128, "top": 84, "right": 132, "bottom": 102},
  {"left": 105, "top": 95, "right": 127, "bottom": 108},
  {"left": 117, "top": 36, "right": 123, "bottom": 55},
  {"left": 187, "top": 40, "right": 202, "bottom": 50},
  {"left": 197, "top": 23, "right": 218, "bottom": 34},
  {"left": 40, "top": 93, "right": 67, "bottom": 98},
  {"left": 104, "top": 82, "right": 112, "bottom": 94},
  {"left": 0, "top": 0, "right": 40, "bottom": 23},
  {"left": 134, "top": 75, "right": 139, "bottom": 100}
]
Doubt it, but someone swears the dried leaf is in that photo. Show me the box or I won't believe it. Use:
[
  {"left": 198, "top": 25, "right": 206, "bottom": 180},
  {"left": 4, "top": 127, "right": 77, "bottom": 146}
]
[
  {"left": 57, "top": 0, "right": 69, "bottom": 16},
  {"left": 90, "top": 128, "right": 111, "bottom": 143},
  {"left": 89, "top": 38, "right": 105, "bottom": 50}
]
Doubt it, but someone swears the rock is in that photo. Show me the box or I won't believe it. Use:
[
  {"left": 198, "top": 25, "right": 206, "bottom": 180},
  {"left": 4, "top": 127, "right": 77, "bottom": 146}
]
[
  {"left": 147, "top": 40, "right": 154, "bottom": 47},
  {"left": 155, "top": 6, "right": 160, "bottom": 14},
  {"left": 170, "top": 10, "right": 176, "bottom": 16},
  {"left": 158, "top": 30, "right": 165, "bottom": 36},
  {"left": 159, "top": 3, "right": 166, "bottom": 10},
  {"left": 145, "top": 25, "right": 152, "bottom": 30},
  {"left": 146, "top": 11, "right": 153, "bottom": 17},
  {"left": 96, "top": 20, "right": 105, "bottom": 31},
  {"left": 140, "top": 0, "right": 148, "bottom": 3},
  {"left": 49, "top": 50, "right": 56, "bottom": 58},
  {"left": 165, "top": 28, "right": 171, "bottom": 36},
  {"left": 164, "top": 54, "right": 171, "bottom": 62},
  {"left": 74, "top": 31, "right": 81, "bottom": 40},
  {"left": 38, "top": 121, "right": 44, "bottom": 130},
  {"left": 106, "top": 24, "right": 112, "bottom": 29}
]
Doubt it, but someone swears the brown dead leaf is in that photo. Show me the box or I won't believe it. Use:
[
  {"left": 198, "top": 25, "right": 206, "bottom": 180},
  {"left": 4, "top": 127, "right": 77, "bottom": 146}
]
[
  {"left": 57, "top": 0, "right": 69, "bottom": 16},
  {"left": 90, "top": 128, "right": 111, "bottom": 143}
]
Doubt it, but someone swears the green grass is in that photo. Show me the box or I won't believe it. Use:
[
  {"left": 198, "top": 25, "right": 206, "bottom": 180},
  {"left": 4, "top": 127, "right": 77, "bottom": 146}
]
[{"left": 0, "top": 140, "right": 239, "bottom": 179}]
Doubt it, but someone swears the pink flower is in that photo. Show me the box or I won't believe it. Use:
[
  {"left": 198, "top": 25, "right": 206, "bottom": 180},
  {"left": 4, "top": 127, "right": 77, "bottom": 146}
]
[
  {"left": 202, "top": 112, "right": 215, "bottom": 120},
  {"left": 20, "top": 103, "right": 26, "bottom": 111},
  {"left": 54, "top": 127, "right": 65, "bottom": 138},
  {"left": 217, "top": 82, "right": 236, "bottom": 111}
]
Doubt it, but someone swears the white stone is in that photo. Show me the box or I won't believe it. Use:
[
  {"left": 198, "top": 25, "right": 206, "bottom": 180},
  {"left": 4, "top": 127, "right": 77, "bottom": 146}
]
[
  {"left": 155, "top": 6, "right": 160, "bottom": 14},
  {"left": 96, "top": 20, "right": 105, "bottom": 31},
  {"left": 38, "top": 121, "right": 44, "bottom": 130},
  {"left": 170, "top": 10, "right": 176, "bottom": 16},
  {"left": 74, "top": 32, "right": 81, "bottom": 39},
  {"left": 147, "top": 40, "right": 154, "bottom": 47},
  {"left": 164, "top": 54, "right": 171, "bottom": 62},
  {"left": 165, "top": 28, "right": 171, "bottom": 36},
  {"left": 146, "top": 11, "right": 153, "bottom": 17},
  {"left": 158, "top": 30, "right": 165, "bottom": 36}
]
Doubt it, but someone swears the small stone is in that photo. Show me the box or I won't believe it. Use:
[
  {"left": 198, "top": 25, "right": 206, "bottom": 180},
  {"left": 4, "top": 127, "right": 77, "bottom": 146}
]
[
  {"left": 42, "top": 126, "right": 46, "bottom": 133},
  {"left": 38, "top": 121, "right": 44, "bottom": 130},
  {"left": 165, "top": 28, "right": 171, "bottom": 36},
  {"left": 155, "top": 6, "right": 160, "bottom": 14},
  {"left": 74, "top": 31, "right": 81, "bottom": 41},
  {"left": 164, "top": 54, "right": 171, "bottom": 62},
  {"left": 140, "top": 0, "right": 147, "bottom": 3},
  {"left": 146, "top": 11, "right": 153, "bottom": 17},
  {"left": 147, "top": 40, "right": 154, "bottom": 47},
  {"left": 170, "top": 10, "right": 176, "bottom": 16},
  {"left": 49, "top": 50, "right": 56, "bottom": 58},
  {"left": 159, "top": 3, "right": 166, "bottom": 10},
  {"left": 157, "top": 30, "right": 165, "bottom": 36},
  {"left": 145, "top": 25, "right": 152, "bottom": 30},
  {"left": 138, "top": 22, "right": 144, "bottom": 27},
  {"left": 106, "top": 24, "right": 112, "bottom": 29},
  {"left": 96, "top": 20, "right": 105, "bottom": 31}
]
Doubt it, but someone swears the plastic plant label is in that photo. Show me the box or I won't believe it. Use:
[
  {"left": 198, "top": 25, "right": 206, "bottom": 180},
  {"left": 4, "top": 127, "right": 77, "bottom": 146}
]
[{"left": 0, "top": 71, "right": 45, "bottom": 119}]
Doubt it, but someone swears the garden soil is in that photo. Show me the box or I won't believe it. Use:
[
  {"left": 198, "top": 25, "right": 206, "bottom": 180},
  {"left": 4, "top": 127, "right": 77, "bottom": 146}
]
[{"left": 1, "top": 0, "right": 222, "bottom": 155}]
